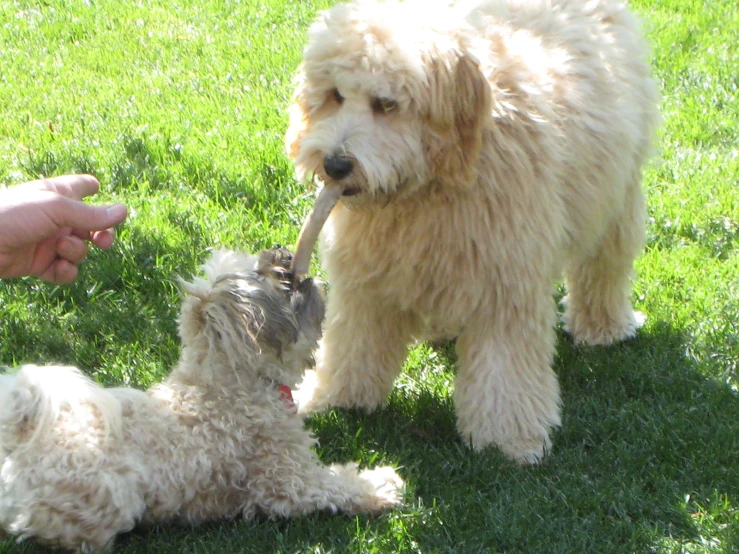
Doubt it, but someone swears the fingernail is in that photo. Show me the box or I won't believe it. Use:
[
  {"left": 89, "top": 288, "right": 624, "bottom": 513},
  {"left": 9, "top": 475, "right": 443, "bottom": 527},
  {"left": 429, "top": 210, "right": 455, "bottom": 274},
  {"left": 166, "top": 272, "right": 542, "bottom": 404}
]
[{"left": 107, "top": 204, "right": 128, "bottom": 221}]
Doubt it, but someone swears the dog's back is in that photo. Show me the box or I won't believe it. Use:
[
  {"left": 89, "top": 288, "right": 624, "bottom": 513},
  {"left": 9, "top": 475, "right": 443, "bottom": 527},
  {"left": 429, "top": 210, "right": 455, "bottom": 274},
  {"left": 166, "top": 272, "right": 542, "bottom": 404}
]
[
  {"left": 0, "top": 364, "right": 123, "bottom": 452},
  {"left": 0, "top": 365, "right": 147, "bottom": 550}
]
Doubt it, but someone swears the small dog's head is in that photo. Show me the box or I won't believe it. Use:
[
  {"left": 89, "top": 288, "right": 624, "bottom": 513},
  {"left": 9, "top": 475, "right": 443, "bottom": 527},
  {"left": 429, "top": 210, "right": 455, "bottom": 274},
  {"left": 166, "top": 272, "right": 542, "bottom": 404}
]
[
  {"left": 178, "top": 248, "right": 325, "bottom": 386},
  {"left": 285, "top": 0, "right": 490, "bottom": 207}
]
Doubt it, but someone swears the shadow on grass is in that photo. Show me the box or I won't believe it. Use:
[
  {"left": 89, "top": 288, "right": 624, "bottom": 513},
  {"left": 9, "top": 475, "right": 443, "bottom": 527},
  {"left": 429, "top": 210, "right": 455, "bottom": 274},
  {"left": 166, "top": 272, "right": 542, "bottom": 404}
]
[
  {"left": 305, "top": 321, "right": 739, "bottom": 553},
  {"left": 1, "top": 316, "right": 736, "bottom": 553},
  {"left": 2, "top": 135, "right": 302, "bottom": 377},
  {"left": 2, "top": 143, "right": 736, "bottom": 551},
  {"left": 0, "top": 223, "right": 217, "bottom": 392}
]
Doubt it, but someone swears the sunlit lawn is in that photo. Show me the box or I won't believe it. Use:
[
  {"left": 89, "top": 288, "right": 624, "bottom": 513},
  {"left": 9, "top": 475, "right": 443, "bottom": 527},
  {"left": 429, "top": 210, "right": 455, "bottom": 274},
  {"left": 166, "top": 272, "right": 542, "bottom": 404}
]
[{"left": 0, "top": 0, "right": 737, "bottom": 552}]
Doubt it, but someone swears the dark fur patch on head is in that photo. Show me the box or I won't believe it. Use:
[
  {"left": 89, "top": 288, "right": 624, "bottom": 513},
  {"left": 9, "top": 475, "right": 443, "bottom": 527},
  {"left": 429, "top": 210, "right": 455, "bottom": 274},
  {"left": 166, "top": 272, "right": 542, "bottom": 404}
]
[
  {"left": 190, "top": 249, "right": 325, "bottom": 366},
  {"left": 179, "top": 248, "right": 326, "bottom": 378},
  {"left": 203, "top": 276, "right": 300, "bottom": 361}
]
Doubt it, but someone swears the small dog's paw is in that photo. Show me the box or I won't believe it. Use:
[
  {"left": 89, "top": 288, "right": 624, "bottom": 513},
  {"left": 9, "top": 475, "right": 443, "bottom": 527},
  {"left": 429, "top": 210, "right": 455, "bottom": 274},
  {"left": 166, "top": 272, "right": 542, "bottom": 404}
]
[{"left": 358, "top": 466, "right": 404, "bottom": 508}]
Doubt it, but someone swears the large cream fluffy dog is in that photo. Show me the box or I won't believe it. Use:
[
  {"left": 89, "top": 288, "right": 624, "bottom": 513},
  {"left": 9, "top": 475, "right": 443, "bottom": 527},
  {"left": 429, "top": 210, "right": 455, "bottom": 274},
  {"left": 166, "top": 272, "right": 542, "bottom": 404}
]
[
  {"left": 286, "top": 0, "right": 659, "bottom": 463},
  {"left": 0, "top": 249, "right": 402, "bottom": 551}
]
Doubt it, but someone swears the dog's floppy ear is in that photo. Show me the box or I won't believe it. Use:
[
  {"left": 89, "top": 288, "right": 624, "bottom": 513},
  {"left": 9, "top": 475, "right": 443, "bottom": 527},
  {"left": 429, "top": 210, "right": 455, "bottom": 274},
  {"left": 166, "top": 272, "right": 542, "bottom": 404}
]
[
  {"left": 291, "top": 278, "right": 325, "bottom": 342},
  {"left": 285, "top": 66, "right": 310, "bottom": 161},
  {"left": 422, "top": 50, "right": 490, "bottom": 187}
]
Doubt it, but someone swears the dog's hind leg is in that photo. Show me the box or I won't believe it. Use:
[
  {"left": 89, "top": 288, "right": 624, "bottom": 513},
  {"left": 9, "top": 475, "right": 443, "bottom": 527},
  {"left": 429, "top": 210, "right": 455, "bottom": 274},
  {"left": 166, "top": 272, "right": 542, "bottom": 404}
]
[
  {"left": 454, "top": 290, "right": 561, "bottom": 464},
  {"left": 562, "top": 178, "right": 647, "bottom": 346},
  {"left": 296, "top": 290, "right": 415, "bottom": 412}
]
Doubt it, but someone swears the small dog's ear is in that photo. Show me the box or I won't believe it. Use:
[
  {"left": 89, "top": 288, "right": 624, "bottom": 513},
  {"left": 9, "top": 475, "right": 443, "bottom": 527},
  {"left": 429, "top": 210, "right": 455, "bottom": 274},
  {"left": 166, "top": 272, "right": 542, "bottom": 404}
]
[
  {"left": 285, "top": 66, "right": 310, "bottom": 161},
  {"left": 423, "top": 50, "right": 490, "bottom": 187},
  {"left": 291, "top": 278, "right": 325, "bottom": 341}
]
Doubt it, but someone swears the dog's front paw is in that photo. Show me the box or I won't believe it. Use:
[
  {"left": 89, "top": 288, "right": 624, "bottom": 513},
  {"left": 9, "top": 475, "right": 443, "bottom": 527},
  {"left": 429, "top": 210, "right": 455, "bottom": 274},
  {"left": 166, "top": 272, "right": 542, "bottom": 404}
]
[
  {"left": 358, "top": 466, "right": 405, "bottom": 509},
  {"left": 459, "top": 407, "right": 555, "bottom": 465},
  {"left": 563, "top": 295, "right": 646, "bottom": 346}
]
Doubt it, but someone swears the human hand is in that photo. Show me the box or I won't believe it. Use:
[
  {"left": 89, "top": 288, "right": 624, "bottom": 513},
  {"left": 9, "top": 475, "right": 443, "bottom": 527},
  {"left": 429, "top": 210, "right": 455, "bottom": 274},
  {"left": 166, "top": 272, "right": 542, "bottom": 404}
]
[{"left": 0, "top": 174, "right": 128, "bottom": 284}]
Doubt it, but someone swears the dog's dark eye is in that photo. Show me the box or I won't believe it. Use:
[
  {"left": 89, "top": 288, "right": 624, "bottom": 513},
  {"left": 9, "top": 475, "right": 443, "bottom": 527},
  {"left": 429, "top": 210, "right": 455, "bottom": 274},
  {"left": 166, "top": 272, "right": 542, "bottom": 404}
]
[
  {"left": 332, "top": 89, "right": 344, "bottom": 104},
  {"left": 372, "top": 97, "right": 398, "bottom": 114}
]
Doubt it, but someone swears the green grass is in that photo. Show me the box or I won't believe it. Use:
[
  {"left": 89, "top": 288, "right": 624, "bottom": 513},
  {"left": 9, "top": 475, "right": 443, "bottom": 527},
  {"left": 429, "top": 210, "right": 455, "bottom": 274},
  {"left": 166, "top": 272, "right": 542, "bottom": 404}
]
[{"left": 0, "top": 0, "right": 737, "bottom": 552}]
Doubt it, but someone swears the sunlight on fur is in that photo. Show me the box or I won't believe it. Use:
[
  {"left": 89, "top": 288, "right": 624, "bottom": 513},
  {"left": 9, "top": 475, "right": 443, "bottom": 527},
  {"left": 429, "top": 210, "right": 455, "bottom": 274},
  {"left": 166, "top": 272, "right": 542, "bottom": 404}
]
[
  {"left": 0, "top": 248, "right": 403, "bottom": 551},
  {"left": 287, "top": 0, "right": 659, "bottom": 463}
]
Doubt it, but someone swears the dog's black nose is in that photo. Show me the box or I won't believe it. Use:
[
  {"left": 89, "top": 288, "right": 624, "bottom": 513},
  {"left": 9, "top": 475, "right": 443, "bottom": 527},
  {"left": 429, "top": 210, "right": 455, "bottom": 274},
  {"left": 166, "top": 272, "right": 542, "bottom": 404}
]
[{"left": 323, "top": 154, "right": 354, "bottom": 180}]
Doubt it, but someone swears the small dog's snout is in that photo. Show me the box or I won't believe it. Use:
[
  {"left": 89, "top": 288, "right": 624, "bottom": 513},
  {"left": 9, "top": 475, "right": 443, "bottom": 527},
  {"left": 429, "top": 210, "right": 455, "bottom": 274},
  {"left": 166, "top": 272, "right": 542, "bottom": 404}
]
[{"left": 323, "top": 154, "right": 354, "bottom": 180}]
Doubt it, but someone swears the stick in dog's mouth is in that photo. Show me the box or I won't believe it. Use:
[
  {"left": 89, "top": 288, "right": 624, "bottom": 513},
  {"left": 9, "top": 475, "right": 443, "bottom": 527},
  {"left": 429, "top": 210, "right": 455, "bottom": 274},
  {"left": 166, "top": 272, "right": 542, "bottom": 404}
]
[{"left": 290, "top": 183, "right": 345, "bottom": 283}]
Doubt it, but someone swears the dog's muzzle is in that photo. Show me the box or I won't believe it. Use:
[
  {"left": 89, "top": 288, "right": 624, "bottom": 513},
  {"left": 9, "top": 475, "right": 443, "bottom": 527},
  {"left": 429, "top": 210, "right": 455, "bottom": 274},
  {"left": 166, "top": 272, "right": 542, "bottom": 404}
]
[{"left": 323, "top": 153, "right": 354, "bottom": 181}]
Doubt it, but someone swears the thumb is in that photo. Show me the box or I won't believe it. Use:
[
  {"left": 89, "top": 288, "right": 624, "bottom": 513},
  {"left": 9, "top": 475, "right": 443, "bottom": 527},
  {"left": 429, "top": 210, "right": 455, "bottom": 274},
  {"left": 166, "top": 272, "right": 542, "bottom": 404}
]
[{"left": 56, "top": 198, "right": 128, "bottom": 232}]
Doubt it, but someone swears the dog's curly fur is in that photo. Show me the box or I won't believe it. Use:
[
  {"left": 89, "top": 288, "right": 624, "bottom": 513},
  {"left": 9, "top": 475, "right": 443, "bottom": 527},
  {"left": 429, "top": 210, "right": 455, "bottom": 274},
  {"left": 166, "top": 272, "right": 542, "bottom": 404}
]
[
  {"left": 0, "top": 249, "right": 402, "bottom": 551},
  {"left": 286, "top": 0, "right": 659, "bottom": 463}
]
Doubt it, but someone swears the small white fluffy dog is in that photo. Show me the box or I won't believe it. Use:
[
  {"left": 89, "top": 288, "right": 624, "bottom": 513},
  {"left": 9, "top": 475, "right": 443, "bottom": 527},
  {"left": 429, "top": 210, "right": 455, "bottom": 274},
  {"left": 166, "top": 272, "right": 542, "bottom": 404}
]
[
  {"left": 286, "top": 0, "right": 659, "bottom": 462},
  {"left": 0, "top": 249, "right": 402, "bottom": 551}
]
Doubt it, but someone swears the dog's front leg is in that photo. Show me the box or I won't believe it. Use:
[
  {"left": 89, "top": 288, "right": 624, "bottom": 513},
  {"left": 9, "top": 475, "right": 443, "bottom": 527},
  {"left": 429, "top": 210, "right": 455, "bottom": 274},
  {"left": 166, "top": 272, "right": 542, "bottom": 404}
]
[
  {"left": 296, "top": 289, "right": 415, "bottom": 413},
  {"left": 453, "top": 292, "right": 562, "bottom": 464},
  {"left": 243, "top": 446, "right": 403, "bottom": 518}
]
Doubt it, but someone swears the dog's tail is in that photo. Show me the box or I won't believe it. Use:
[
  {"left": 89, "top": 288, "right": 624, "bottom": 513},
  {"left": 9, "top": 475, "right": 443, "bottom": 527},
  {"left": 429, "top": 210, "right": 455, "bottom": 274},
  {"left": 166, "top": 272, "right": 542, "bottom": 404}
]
[{"left": 0, "top": 365, "right": 122, "bottom": 451}]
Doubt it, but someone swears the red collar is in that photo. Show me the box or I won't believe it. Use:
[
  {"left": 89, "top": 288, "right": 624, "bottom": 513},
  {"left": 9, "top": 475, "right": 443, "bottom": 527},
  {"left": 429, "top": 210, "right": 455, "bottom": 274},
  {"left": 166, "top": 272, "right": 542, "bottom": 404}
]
[{"left": 277, "top": 384, "right": 297, "bottom": 414}]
